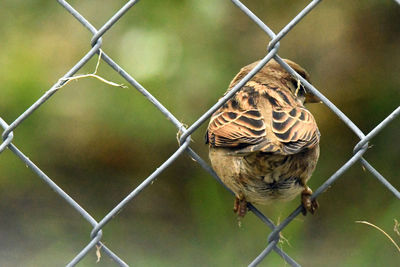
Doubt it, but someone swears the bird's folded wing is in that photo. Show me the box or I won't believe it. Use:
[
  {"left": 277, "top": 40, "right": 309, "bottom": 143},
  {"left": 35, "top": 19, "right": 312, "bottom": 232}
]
[
  {"left": 206, "top": 99, "right": 319, "bottom": 155},
  {"left": 206, "top": 108, "right": 266, "bottom": 148},
  {"left": 271, "top": 106, "right": 320, "bottom": 154}
]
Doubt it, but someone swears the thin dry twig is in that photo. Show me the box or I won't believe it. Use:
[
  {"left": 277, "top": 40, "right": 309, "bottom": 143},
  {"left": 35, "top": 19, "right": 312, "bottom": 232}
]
[
  {"left": 356, "top": 220, "right": 400, "bottom": 254},
  {"left": 294, "top": 79, "right": 301, "bottom": 97},
  {"left": 276, "top": 215, "right": 291, "bottom": 248},
  {"left": 176, "top": 123, "right": 189, "bottom": 145},
  {"left": 96, "top": 244, "right": 103, "bottom": 263},
  {"left": 394, "top": 219, "right": 400, "bottom": 237},
  {"left": 56, "top": 50, "right": 127, "bottom": 90}
]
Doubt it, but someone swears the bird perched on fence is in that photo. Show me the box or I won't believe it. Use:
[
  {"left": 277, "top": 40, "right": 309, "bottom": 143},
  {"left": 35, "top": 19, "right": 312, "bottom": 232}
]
[{"left": 206, "top": 58, "right": 321, "bottom": 217}]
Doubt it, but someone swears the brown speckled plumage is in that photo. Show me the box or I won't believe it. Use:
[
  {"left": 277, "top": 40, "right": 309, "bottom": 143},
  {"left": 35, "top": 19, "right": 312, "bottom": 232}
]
[{"left": 206, "top": 59, "right": 320, "bottom": 217}]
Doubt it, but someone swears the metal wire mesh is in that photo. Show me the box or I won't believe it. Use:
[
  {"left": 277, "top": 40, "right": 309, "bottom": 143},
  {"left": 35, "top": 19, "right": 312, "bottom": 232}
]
[{"left": 1, "top": 0, "right": 399, "bottom": 266}]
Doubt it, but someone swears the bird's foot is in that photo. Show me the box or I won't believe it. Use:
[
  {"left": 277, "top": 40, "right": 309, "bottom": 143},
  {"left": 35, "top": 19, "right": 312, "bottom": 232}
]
[
  {"left": 233, "top": 194, "right": 248, "bottom": 218},
  {"left": 301, "top": 186, "right": 319, "bottom": 215}
]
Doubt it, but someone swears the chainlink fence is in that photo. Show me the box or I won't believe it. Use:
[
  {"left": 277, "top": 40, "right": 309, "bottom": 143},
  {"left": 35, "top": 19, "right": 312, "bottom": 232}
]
[{"left": 1, "top": 0, "right": 400, "bottom": 266}]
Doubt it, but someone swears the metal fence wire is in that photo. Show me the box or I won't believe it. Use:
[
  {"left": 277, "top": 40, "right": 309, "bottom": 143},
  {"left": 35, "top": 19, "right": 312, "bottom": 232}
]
[{"left": 1, "top": 0, "right": 400, "bottom": 266}]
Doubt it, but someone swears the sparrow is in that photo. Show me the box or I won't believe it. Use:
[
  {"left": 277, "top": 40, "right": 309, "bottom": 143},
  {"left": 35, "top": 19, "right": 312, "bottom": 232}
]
[{"left": 206, "top": 59, "right": 321, "bottom": 217}]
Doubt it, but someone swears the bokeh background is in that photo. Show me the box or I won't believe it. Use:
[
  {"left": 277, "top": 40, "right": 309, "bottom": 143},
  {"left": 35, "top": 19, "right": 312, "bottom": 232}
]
[{"left": 1, "top": 0, "right": 399, "bottom": 266}]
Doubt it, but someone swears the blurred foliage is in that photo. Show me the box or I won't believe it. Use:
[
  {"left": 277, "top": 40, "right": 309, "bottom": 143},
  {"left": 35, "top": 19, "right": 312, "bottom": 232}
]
[{"left": 0, "top": 0, "right": 399, "bottom": 266}]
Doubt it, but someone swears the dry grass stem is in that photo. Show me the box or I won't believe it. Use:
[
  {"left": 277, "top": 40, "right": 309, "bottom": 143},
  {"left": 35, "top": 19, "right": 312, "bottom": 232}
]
[
  {"left": 394, "top": 219, "right": 400, "bottom": 237},
  {"left": 276, "top": 215, "right": 291, "bottom": 248},
  {"left": 356, "top": 220, "right": 400, "bottom": 254},
  {"left": 95, "top": 244, "right": 103, "bottom": 263},
  {"left": 56, "top": 50, "right": 127, "bottom": 90},
  {"left": 295, "top": 79, "right": 301, "bottom": 97},
  {"left": 176, "top": 123, "right": 189, "bottom": 145}
]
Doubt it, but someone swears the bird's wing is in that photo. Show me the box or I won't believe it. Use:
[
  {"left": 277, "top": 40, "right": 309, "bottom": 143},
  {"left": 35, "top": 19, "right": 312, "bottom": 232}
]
[
  {"left": 271, "top": 106, "right": 320, "bottom": 154},
  {"left": 206, "top": 105, "right": 267, "bottom": 148},
  {"left": 206, "top": 81, "right": 319, "bottom": 155},
  {"left": 206, "top": 83, "right": 273, "bottom": 150}
]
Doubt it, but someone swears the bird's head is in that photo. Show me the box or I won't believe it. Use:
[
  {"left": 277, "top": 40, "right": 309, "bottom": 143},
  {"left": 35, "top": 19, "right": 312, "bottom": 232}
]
[
  {"left": 280, "top": 59, "right": 320, "bottom": 105},
  {"left": 260, "top": 59, "right": 320, "bottom": 105},
  {"left": 230, "top": 59, "right": 321, "bottom": 105}
]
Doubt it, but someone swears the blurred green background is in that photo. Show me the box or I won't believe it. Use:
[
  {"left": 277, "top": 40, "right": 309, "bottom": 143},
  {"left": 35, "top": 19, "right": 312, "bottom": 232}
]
[{"left": 1, "top": 0, "right": 399, "bottom": 266}]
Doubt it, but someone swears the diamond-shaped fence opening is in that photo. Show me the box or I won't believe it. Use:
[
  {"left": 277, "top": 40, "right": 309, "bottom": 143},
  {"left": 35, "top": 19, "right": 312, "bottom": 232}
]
[{"left": 1, "top": 0, "right": 399, "bottom": 266}]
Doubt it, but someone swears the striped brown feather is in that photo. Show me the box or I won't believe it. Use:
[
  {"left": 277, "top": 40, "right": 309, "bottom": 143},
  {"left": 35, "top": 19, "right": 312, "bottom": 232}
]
[
  {"left": 207, "top": 65, "right": 319, "bottom": 154},
  {"left": 272, "top": 106, "right": 320, "bottom": 154},
  {"left": 207, "top": 84, "right": 267, "bottom": 148},
  {"left": 207, "top": 105, "right": 266, "bottom": 148}
]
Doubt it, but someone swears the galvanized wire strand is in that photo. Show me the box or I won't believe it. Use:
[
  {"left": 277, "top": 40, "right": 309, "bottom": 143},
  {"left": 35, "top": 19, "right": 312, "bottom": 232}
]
[
  {"left": 9, "top": 144, "right": 99, "bottom": 227},
  {"left": 179, "top": 48, "right": 279, "bottom": 143},
  {"left": 57, "top": 0, "right": 97, "bottom": 34},
  {"left": 180, "top": 0, "right": 325, "bottom": 144},
  {"left": 99, "top": 245, "right": 130, "bottom": 267},
  {"left": 268, "top": 0, "right": 322, "bottom": 50},
  {"left": 274, "top": 56, "right": 366, "bottom": 140},
  {"left": 185, "top": 148, "right": 283, "bottom": 234},
  {"left": 91, "top": 0, "right": 141, "bottom": 46},
  {"left": 231, "top": 0, "right": 276, "bottom": 39},
  {"left": 225, "top": 2, "right": 374, "bottom": 265},
  {"left": 267, "top": 146, "right": 369, "bottom": 244},
  {"left": 68, "top": 230, "right": 129, "bottom": 266},
  {"left": 354, "top": 106, "right": 400, "bottom": 152},
  {"left": 6, "top": 141, "right": 126, "bottom": 266},
  {"left": 0, "top": 87, "right": 126, "bottom": 267},
  {"left": 67, "top": 233, "right": 104, "bottom": 267},
  {"left": 60, "top": 0, "right": 400, "bottom": 265},
  {"left": 98, "top": 51, "right": 185, "bottom": 130},
  {"left": 186, "top": 147, "right": 298, "bottom": 263},
  {"left": 250, "top": 236, "right": 302, "bottom": 267},
  {"left": 1, "top": 0, "right": 399, "bottom": 266},
  {"left": 1, "top": 42, "right": 102, "bottom": 140},
  {"left": 90, "top": 137, "right": 191, "bottom": 238},
  {"left": 226, "top": 0, "right": 366, "bottom": 141},
  {"left": 58, "top": 0, "right": 185, "bottom": 131},
  {"left": 272, "top": 245, "right": 301, "bottom": 267},
  {"left": 311, "top": 147, "right": 369, "bottom": 199},
  {"left": 360, "top": 158, "right": 400, "bottom": 199},
  {"left": 249, "top": 240, "right": 281, "bottom": 267},
  {"left": 0, "top": 118, "right": 13, "bottom": 153},
  {"left": 58, "top": 0, "right": 140, "bottom": 46}
]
